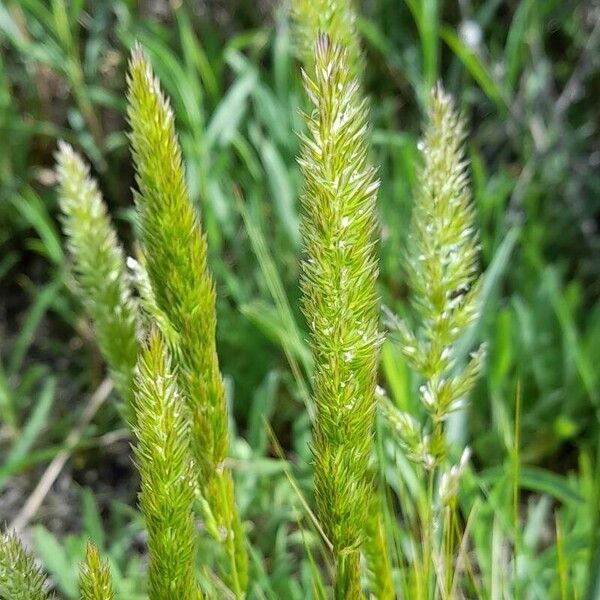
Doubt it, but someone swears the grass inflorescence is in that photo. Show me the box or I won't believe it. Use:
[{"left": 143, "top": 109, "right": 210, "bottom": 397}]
[
  {"left": 79, "top": 541, "right": 115, "bottom": 600},
  {"left": 1, "top": 0, "right": 599, "bottom": 598},
  {"left": 298, "top": 34, "right": 382, "bottom": 598},
  {"left": 127, "top": 46, "right": 248, "bottom": 596},
  {"left": 55, "top": 142, "right": 140, "bottom": 419}
]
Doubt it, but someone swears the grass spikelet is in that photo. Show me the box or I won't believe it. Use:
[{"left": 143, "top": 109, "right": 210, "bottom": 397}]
[
  {"left": 55, "top": 142, "right": 139, "bottom": 416},
  {"left": 126, "top": 45, "right": 247, "bottom": 595},
  {"left": 79, "top": 541, "right": 115, "bottom": 600},
  {"left": 132, "top": 331, "right": 199, "bottom": 600},
  {"left": 387, "top": 84, "right": 484, "bottom": 464},
  {"left": 127, "top": 41, "right": 225, "bottom": 491},
  {"left": 292, "top": 0, "right": 363, "bottom": 80},
  {"left": 0, "top": 530, "right": 52, "bottom": 600},
  {"left": 298, "top": 34, "right": 381, "bottom": 598}
]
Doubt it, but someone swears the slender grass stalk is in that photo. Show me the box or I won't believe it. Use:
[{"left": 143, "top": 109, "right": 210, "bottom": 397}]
[
  {"left": 292, "top": 0, "right": 363, "bottom": 80},
  {"left": 511, "top": 383, "right": 522, "bottom": 599},
  {"left": 126, "top": 46, "right": 247, "bottom": 595},
  {"left": 405, "top": 0, "right": 440, "bottom": 102},
  {"left": 298, "top": 35, "right": 381, "bottom": 599},
  {"left": 438, "top": 447, "right": 469, "bottom": 595},
  {"left": 133, "top": 331, "right": 199, "bottom": 600},
  {"left": 555, "top": 512, "right": 568, "bottom": 599},
  {"left": 0, "top": 530, "right": 51, "bottom": 600},
  {"left": 79, "top": 541, "right": 115, "bottom": 600},
  {"left": 55, "top": 142, "right": 139, "bottom": 419}
]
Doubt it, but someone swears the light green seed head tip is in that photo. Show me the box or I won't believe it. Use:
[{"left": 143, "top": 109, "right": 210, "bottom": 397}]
[
  {"left": 79, "top": 541, "right": 115, "bottom": 600},
  {"left": 0, "top": 530, "right": 51, "bottom": 600},
  {"left": 298, "top": 34, "right": 381, "bottom": 555},
  {"left": 55, "top": 141, "right": 139, "bottom": 417},
  {"left": 133, "top": 331, "right": 198, "bottom": 600},
  {"left": 292, "top": 0, "right": 364, "bottom": 80},
  {"left": 410, "top": 84, "right": 481, "bottom": 334}
]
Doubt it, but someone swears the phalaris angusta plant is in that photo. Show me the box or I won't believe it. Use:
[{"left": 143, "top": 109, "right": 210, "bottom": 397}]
[
  {"left": 382, "top": 84, "right": 485, "bottom": 596},
  {"left": 127, "top": 45, "right": 248, "bottom": 596},
  {"left": 383, "top": 84, "right": 484, "bottom": 470},
  {"left": 132, "top": 331, "right": 200, "bottom": 600},
  {"left": 79, "top": 541, "right": 116, "bottom": 600},
  {"left": 297, "top": 34, "right": 382, "bottom": 599},
  {"left": 2, "top": 3, "right": 491, "bottom": 595},
  {"left": 55, "top": 142, "right": 140, "bottom": 420},
  {"left": 292, "top": 0, "right": 395, "bottom": 595}
]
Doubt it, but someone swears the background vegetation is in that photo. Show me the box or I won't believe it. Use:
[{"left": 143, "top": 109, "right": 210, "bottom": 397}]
[{"left": 1, "top": 0, "right": 599, "bottom": 597}]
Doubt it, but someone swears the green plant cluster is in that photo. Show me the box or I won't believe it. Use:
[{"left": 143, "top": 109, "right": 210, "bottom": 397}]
[{"left": 1, "top": 0, "right": 599, "bottom": 598}]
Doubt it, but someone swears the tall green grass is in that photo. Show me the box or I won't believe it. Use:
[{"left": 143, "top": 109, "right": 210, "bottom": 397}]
[{"left": 0, "top": 0, "right": 599, "bottom": 598}]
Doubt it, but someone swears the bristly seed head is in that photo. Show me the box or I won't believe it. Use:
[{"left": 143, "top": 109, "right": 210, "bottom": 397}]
[
  {"left": 383, "top": 84, "right": 485, "bottom": 470},
  {"left": 298, "top": 34, "right": 381, "bottom": 559}
]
